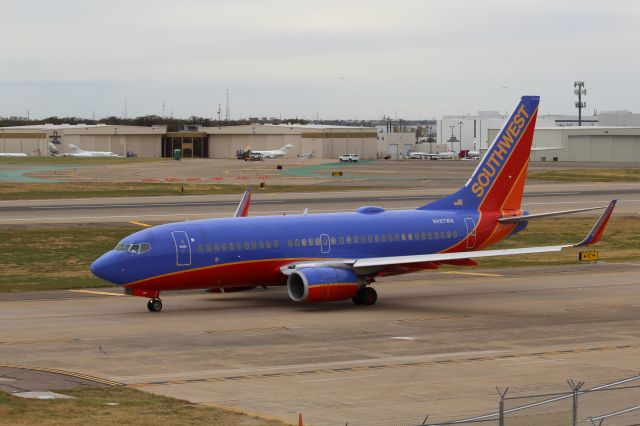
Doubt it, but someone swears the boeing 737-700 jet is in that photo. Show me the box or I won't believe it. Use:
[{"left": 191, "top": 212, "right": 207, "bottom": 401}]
[{"left": 91, "top": 96, "right": 617, "bottom": 312}]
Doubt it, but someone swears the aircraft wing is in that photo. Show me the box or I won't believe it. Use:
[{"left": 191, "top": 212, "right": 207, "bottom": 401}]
[{"left": 281, "top": 200, "right": 616, "bottom": 276}]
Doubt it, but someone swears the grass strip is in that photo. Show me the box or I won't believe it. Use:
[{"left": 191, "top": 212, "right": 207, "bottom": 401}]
[
  {"left": 529, "top": 168, "right": 640, "bottom": 182},
  {"left": 0, "top": 182, "right": 373, "bottom": 200},
  {"left": 0, "top": 217, "right": 637, "bottom": 293},
  {"left": 0, "top": 386, "right": 285, "bottom": 426}
]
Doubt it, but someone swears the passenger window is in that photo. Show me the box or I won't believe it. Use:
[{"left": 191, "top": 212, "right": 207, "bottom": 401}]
[
  {"left": 446, "top": 231, "right": 451, "bottom": 239},
  {"left": 315, "top": 237, "right": 321, "bottom": 245},
  {"left": 330, "top": 237, "right": 336, "bottom": 245},
  {"left": 428, "top": 232, "right": 433, "bottom": 239},
  {"left": 434, "top": 233, "right": 439, "bottom": 240},
  {"left": 441, "top": 231, "right": 446, "bottom": 238},
  {"left": 295, "top": 239, "right": 300, "bottom": 247},
  {"left": 339, "top": 236, "right": 345, "bottom": 244},
  {"left": 258, "top": 241, "right": 264, "bottom": 249},
  {"left": 401, "top": 233, "right": 406, "bottom": 241},
  {"left": 274, "top": 240, "right": 279, "bottom": 248},
  {"left": 288, "top": 240, "right": 293, "bottom": 247},
  {"left": 354, "top": 236, "right": 359, "bottom": 244},
  {"left": 453, "top": 230, "right": 458, "bottom": 238},
  {"left": 414, "top": 233, "right": 420, "bottom": 240},
  {"left": 266, "top": 240, "right": 272, "bottom": 249},
  {"left": 244, "top": 242, "right": 250, "bottom": 249},
  {"left": 251, "top": 241, "right": 257, "bottom": 249},
  {"left": 367, "top": 235, "right": 373, "bottom": 243},
  {"left": 308, "top": 238, "right": 314, "bottom": 247},
  {"left": 302, "top": 239, "right": 307, "bottom": 247},
  {"left": 381, "top": 234, "right": 387, "bottom": 242},
  {"left": 214, "top": 243, "right": 220, "bottom": 251},
  {"left": 198, "top": 244, "right": 204, "bottom": 252},
  {"left": 421, "top": 232, "right": 427, "bottom": 240},
  {"left": 237, "top": 241, "right": 242, "bottom": 251},
  {"left": 229, "top": 242, "right": 235, "bottom": 251},
  {"left": 221, "top": 243, "right": 227, "bottom": 251},
  {"left": 374, "top": 235, "right": 380, "bottom": 243},
  {"left": 407, "top": 233, "right": 413, "bottom": 241},
  {"left": 206, "top": 243, "right": 211, "bottom": 252},
  {"left": 394, "top": 234, "right": 400, "bottom": 241},
  {"left": 346, "top": 236, "right": 352, "bottom": 244}
]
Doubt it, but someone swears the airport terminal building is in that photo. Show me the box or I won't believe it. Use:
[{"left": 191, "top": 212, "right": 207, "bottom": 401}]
[{"left": 0, "top": 123, "right": 379, "bottom": 160}]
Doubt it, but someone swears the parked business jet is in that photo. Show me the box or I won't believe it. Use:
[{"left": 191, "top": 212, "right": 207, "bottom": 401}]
[
  {"left": 408, "top": 151, "right": 459, "bottom": 160},
  {"left": 252, "top": 144, "right": 293, "bottom": 158},
  {"left": 66, "top": 144, "right": 123, "bottom": 157},
  {"left": 91, "top": 96, "right": 617, "bottom": 312},
  {"left": 0, "top": 152, "right": 28, "bottom": 157}
]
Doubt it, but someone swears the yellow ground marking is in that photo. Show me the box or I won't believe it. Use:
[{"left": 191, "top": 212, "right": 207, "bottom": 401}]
[
  {"left": 68, "top": 289, "right": 124, "bottom": 297},
  {"left": 204, "top": 326, "right": 287, "bottom": 334},
  {"left": 130, "top": 220, "right": 152, "bottom": 227},
  {"left": 440, "top": 271, "right": 504, "bottom": 277},
  {"left": 0, "top": 363, "right": 122, "bottom": 386}
]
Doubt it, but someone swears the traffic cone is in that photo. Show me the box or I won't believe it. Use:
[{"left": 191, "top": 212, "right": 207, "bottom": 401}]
[{"left": 298, "top": 413, "right": 303, "bottom": 426}]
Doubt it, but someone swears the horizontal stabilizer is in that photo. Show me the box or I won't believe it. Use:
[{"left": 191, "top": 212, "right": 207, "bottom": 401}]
[{"left": 499, "top": 204, "right": 612, "bottom": 223}]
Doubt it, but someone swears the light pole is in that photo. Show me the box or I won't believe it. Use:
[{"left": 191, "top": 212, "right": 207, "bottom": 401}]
[
  {"left": 458, "top": 121, "right": 464, "bottom": 156},
  {"left": 449, "top": 125, "right": 455, "bottom": 152},
  {"left": 574, "top": 81, "right": 586, "bottom": 126}
]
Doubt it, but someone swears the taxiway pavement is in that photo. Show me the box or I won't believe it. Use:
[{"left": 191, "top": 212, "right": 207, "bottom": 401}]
[{"left": 1, "top": 263, "right": 639, "bottom": 424}]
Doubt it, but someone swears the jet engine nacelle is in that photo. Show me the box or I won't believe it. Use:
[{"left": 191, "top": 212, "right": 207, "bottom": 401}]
[{"left": 287, "top": 267, "right": 363, "bottom": 303}]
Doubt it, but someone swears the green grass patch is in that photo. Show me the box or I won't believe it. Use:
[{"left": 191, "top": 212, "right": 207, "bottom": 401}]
[
  {"left": 0, "top": 386, "right": 285, "bottom": 426},
  {"left": 0, "top": 182, "right": 373, "bottom": 200},
  {"left": 0, "top": 217, "right": 637, "bottom": 293},
  {"left": 529, "top": 168, "right": 640, "bottom": 182}
]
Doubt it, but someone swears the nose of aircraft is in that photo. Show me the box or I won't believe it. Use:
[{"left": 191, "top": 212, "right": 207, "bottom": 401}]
[{"left": 91, "top": 253, "right": 126, "bottom": 285}]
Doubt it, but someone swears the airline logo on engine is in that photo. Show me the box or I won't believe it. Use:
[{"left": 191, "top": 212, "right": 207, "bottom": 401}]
[{"left": 471, "top": 104, "right": 530, "bottom": 198}]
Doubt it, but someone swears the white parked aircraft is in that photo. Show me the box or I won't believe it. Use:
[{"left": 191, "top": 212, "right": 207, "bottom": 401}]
[
  {"left": 66, "top": 144, "right": 123, "bottom": 158},
  {"left": 408, "top": 151, "right": 458, "bottom": 160},
  {"left": 0, "top": 152, "right": 27, "bottom": 157},
  {"left": 252, "top": 144, "right": 293, "bottom": 158}
]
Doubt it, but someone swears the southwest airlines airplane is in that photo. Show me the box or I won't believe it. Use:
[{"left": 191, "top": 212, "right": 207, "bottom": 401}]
[{"left": 91, "top": 96, "right": 616, "bottom": 312}]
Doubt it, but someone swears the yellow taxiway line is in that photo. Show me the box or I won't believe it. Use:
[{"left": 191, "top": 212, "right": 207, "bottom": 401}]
[{"left": 68, "top": 289, "right": 124, "bottom": 297}]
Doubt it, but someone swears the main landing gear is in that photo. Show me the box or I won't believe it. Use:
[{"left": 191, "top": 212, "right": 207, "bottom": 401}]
[
  {"left": 147, "top": 298, "right": 163, "bottom": 312},
  {"left": 352, "top": 287, "right": 377, "bottom": 306}
]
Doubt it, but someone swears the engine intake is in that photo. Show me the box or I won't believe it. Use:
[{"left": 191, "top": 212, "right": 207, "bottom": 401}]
[{"left": 287, "top": 267, "right": 362, "bottom": 303}]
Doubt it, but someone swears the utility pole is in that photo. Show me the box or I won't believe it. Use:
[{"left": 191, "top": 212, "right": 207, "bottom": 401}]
[
  {"left": 225, "top": 89, "right": 230, "bottom": 121},
  {"left": 217, "top": 103, "right": 222, "bottom": 121},
  {"left": 574, "top": 81, "right": 586, "bottom": 126}
]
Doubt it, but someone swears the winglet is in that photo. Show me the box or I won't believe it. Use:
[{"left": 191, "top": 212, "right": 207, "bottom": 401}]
[
  {"left": 233, "top": 189, "right": 252, "bottom": 217},
  {"left": 573, "top": 200, "right": 617, "bottom": 247}
]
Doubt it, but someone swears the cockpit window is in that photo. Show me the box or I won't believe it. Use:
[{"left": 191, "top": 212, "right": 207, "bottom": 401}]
[{"left": 114, "top": 242, "right": 151, "bottom": 253}]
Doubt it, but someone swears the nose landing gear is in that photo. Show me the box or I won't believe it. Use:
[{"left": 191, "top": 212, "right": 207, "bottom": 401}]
[{"left": 147, "top": 298, "right": 163, "bottom": 312}]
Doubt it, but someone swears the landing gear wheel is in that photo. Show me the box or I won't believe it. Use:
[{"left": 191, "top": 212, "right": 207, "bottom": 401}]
[
  {"left": 147, "top": 299, "right": 163, "bottom": 312},
  {"left": 352, "top": 287, "right": 377, "bottom": 306}
]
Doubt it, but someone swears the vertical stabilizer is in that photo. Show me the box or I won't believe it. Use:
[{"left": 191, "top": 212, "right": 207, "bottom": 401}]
[{"left": 419, "top": 96, "right": 539, "bottom": 212}]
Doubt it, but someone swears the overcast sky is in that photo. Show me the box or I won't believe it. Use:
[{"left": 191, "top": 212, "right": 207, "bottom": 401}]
[{"left": 2, "top": 0, "right": 639, "bottom": 120}]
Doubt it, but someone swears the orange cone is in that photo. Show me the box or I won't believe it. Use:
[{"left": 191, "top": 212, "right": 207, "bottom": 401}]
[{"left": 298, "top": 413, "right": 303, "bottom": 426}]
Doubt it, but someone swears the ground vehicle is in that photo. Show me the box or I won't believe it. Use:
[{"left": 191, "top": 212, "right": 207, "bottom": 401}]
[
  {"left": 245, "top": 152, "right": 263, "bottom": 161},
  {"left": 339, "top": 154, "right": 359, "bottom": 162}
]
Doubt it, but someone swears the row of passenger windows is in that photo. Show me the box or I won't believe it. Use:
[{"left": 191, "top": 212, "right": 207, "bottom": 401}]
[
  {"left": 198, "top": 240, "right": 280, "bottom": 253},
  {"left": 287, "top": 230, "right": 458, "bottom": 247},
  {"left": 196, "top": 230, "right": 459, "bottom": 253}
]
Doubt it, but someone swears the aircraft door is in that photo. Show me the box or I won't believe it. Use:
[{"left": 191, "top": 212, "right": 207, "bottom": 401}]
[
  {"left": 320, "top": 234, "right": 330, "bottom": 254},
  {"left": 464, "top": 218, "right": 476, "bottom": 249},
  {"left": 171, "top": 231, "right": 192, "bottom": 266}
]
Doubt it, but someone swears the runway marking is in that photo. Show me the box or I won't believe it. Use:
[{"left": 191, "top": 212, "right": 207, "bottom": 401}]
[
  {"left": 68, "top": 289, "right": 124, "bottom": 297},
  {"left": 440, "top": 271, "right": 504, "bottom": 277},
  {"left": 129, "top": 221, "right": 152, "bottom": 227},
  {"left": 124, "top": 342, "right": 640, "bottom": 388},
  {"left": 397, "top": 315, "right": 467, "bottom": 322},
  {"left": 390, "top": 337, "right": 416, "bottom": 341},
  {"left": 203, "top": 326, "right": 288, "bottom": 334},
  {"left": 299, "top": 374, "right": 378, "bottom": 383},
  {"left": 0, "top": 363, "right": 122, "bottom": 386}
]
